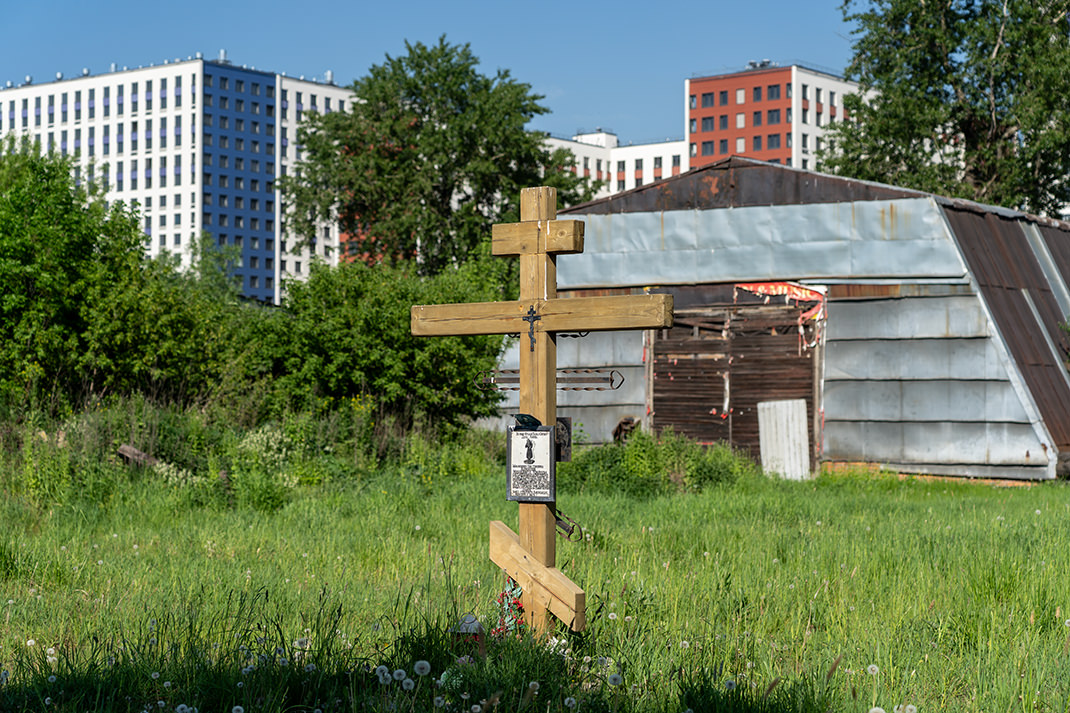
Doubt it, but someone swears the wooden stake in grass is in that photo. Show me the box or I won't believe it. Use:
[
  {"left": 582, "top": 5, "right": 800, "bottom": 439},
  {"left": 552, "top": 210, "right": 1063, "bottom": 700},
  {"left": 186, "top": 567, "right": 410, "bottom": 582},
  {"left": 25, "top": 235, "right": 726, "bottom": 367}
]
[{"left": 411, "top": 186, "right": 673, "bottom": 634}]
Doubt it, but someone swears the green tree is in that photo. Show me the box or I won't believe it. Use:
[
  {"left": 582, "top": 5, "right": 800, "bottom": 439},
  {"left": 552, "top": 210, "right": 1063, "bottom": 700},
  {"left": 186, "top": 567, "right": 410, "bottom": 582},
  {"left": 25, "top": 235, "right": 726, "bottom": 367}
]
[
  {"left": 823, "top": 0, "right": 1070, "bottom": 216},
  {"left": 266, "top": 258, "right": 505, "bottom": 430},
  {"left": 0, "top": 136, "right": 144, "bottom": 407},
  {"left": 279, "top": 36, "right": 595, "bottom": 275}
]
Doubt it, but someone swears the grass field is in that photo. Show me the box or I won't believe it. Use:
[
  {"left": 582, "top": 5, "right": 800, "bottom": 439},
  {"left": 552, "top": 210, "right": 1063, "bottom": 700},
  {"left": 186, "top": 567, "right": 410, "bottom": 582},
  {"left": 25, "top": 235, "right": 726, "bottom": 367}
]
[{"left": 3, "top": 413, "right": 1070, "bottom": 712}]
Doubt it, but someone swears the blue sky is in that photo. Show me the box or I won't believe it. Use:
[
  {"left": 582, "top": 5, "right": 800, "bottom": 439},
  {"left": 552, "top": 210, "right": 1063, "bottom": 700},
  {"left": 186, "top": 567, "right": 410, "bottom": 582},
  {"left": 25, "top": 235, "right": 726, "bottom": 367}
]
[{"left": 4, "top": 0, "right": 856, "bottom": 144}]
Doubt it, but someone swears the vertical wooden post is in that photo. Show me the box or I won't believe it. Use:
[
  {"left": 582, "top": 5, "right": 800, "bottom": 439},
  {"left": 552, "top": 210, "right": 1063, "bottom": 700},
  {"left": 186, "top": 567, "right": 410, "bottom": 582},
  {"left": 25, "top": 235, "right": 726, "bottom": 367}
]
[{"left": 517, "top": 186, "right": 557, "bottom": 634}]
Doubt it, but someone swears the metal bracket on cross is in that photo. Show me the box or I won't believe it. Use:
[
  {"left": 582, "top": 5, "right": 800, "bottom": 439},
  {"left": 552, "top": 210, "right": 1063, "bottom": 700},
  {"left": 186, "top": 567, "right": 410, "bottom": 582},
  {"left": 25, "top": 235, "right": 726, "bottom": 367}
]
[{"left": 410, "top": 186, "right": 674, "bottom": 634}]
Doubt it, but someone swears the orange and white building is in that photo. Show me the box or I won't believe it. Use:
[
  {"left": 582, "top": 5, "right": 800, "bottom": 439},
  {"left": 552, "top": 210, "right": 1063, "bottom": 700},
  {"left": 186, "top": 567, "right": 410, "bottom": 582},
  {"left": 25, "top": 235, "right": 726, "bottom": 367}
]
[
  {"left": 685, "top": 61, "right": 858, "bottom": 171},
  {"left": 546, "top": 130, "right": 687, "bottom": 200}
]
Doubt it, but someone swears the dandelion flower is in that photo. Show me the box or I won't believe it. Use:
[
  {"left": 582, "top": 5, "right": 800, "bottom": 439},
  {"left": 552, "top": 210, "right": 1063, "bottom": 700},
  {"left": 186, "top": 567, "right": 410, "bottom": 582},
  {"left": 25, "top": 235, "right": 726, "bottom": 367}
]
[
  {"left": 375, "top": 665, "right": 389, "bottom": 677},
  {"left": 608, "top": 673, "right": 623, "bottom": 686},
  {"left": 26, "top": 639, "right": 35, "bottom": 647},
  {"left": 151, "top": 671, "right": 161, "bottom": 680},
  {"left": 233, "top": 707, "right": 245, "bottom": 713},
  {"left": 393, "top": 668, "right": 407, "bottom": 681},
  {"left": 680, "top": 640, "right": 690, "bottom": 649},
  {"left": 564, "top": 697, "right": 577, "bottom": 709},
  {"left": 528, "top": 681, "right": 539, "bottom": 691},
  {"left": 414, "top": 660, "right": 431, "bottom": 676},
  {"left": 867, "top": 664, "right": 880, "bottom": 676},
  {"left": 402, "top": 678, "right": 415, "bottom": 691},
  {"left": 725, "top": 680, "right": 736, "bottom": 690},
  {"left": 46, "top": 647, "right": 56, "bottom": 656},
  {"left": 608, "top": 612, "right": 617, "bottom": 620},
  {"left": 434, "top": 696, "right": 445, "bottom": 708},
  {"left": 48, "top": 675, "right": 57, "bottom": 683}
]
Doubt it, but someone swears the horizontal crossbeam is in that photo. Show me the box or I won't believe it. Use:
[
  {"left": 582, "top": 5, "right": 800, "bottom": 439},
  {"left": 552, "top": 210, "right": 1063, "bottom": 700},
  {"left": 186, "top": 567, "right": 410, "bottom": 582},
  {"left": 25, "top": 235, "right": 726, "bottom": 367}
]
[
  {"left": 411, "top": 294, "right": 673, "bottom": 337},
  {"left": 491, "top": 220, "right": 585, "bottom": 257},
  {"left": 489, "top": 520, "right": 585, "bottom": 632}
]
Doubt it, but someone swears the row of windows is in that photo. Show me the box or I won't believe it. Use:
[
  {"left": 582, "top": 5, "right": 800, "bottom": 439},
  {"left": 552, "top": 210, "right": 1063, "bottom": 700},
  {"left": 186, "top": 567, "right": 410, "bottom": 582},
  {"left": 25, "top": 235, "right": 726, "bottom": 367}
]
[
  {"left": 1, "top": 75, "right": 198, "bottom": 132},
  {"left": 694, "top": 132, "right": 791, "bottom": 157},
  {"left": 691, "top": 109, "right": 783, "bottom": 134},
  {"left": 203, "top": 194, "right": 274, "bottom": 214},
  {"left": 203, "top": 153, "right": 274, "bottom": 173},
  {"left": 202, "top": 212, "right": 274, "bottom": 231},
  {"left": 692, "top": 83, "right": 790, "bottom": 110},
  {"left": 204, "top": 75, "right": 274, "bottom": 99},
  {"left": 690, "top": 83, "right": 840, "bottom": 111}
]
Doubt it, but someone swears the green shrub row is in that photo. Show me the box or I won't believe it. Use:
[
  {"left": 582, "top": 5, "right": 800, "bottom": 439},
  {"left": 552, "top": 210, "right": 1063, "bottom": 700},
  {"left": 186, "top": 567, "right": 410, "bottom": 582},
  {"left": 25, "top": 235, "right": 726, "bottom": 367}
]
[{"left": 558, "top": 428, "right": 761, "bottom": 497}]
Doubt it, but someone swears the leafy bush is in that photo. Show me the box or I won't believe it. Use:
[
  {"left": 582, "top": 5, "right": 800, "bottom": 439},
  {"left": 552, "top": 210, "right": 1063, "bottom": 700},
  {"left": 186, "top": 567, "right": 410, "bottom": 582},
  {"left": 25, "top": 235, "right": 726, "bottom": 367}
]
[{"left": 560, "top": 428, "right": 761, "bottom": 497}]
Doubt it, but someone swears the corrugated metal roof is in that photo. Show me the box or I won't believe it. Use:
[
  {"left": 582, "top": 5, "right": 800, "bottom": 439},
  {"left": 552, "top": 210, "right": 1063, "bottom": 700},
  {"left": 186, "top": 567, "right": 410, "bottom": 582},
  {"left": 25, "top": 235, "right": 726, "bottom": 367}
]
[{"left": 944, "top": 208, "right": 1070, "bottom": 448}]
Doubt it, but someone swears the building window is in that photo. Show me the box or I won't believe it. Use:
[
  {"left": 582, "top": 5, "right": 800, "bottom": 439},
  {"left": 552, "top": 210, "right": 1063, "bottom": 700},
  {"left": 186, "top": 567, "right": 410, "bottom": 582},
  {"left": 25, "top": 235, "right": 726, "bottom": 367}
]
[
  {"left": 672, "top": 155, "right": 680, "bottom": 168},
  {"left": 735, "top": 113, "right": 745, "bottom": 129},
  {"left": 735, "top": 88, "right": 745, "bottom": 104},
  {"left": 719, "top": 90, "right": 728, "bottom": 106},
  {"left": 689, "top": 94, "right": 696, "bottom": 109},
  {"left": 701, "top": 92, "right": 714, "bottom": 108},
  {"left": 617, "top": 160, "right": 625, "bottom": 173},
  {"left": 768, "top": 109, "right": 781, "bottom": 125},
  {"left": 719, "top": 115, "right": 728, "bottom": 130},
  {"left": 701, "top": 116, "right": 714, "bottom": 132},
  {"left": 719, "top": 139, "right": 728, "bottom": 154},
  {"left": 816, "top": 87, "right": 823, "bottom": 103},
  {"left": 690, "top": 118, "right": 697, "bottom": 134},
  {"left": 802, "top": 108, "right": 809, "bottom": 124},
  {"left": 617, "top": 180, "right": 625, "bottom": 191},
  {"left": 701, "top": 141, "right": 715, "bottom": 156},
  {"left": 753, "top": 135, "right": 762, "bottom": 151},
  {"left": 830, "top": 91, "right": 837, "bottom": 108},
  {"left": 768, "top": 84, "right": 781, "bottom": 100},
  {"left": 768, "top": 133, "right": 781, "bottom": 149},
  {"left": 753, "top": 86, "right": 762, "bottom": 102},
  {"left": 753, "top": 111, "right": 762, "bottom": 127},
  {"left": 786, "top": 83, "right": 792, "bottom": 98},
  {"left": 690, "top": 143, "right": 697, "bottom": 157},
  {"left": 735, "top": 137, "right": 745, "bottom": 153},
  {"left": 802, "top": 84, "right": 809, "bottom": 100}
]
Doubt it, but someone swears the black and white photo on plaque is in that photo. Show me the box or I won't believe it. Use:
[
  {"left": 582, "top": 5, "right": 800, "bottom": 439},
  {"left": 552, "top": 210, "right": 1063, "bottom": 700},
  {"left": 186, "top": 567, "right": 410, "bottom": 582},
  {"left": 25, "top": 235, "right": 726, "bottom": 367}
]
[{"left": 506, "top": 425, "right": 555, "bottom": 502}]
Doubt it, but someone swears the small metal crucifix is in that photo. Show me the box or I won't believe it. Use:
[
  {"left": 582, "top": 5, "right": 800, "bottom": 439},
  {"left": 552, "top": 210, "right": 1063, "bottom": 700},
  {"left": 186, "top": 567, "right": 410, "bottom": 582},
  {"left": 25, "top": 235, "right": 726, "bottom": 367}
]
[{"left": 411, "top": 186, "right": 673, "bottom": 634}]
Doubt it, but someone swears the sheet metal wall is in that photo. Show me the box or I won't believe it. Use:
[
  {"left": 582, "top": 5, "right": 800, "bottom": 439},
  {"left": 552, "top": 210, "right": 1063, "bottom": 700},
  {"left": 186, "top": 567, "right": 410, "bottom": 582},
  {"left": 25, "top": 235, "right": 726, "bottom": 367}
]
[{"left": 823, "top": 292, "right": 1053, "bottom": 479}]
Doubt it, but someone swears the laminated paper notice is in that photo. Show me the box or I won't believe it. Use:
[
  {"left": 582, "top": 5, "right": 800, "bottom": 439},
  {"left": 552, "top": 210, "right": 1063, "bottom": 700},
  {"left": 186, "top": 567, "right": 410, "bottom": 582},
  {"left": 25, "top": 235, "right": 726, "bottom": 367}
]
[{"left": 506, "top": 426, "right": 555, "bottom": 502}]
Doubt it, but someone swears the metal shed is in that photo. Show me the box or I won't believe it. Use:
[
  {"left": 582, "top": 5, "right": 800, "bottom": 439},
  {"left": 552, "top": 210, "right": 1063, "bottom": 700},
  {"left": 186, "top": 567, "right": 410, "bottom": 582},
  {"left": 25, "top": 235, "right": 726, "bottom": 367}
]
[{"left": 491, "top": 157, "right": 1070, "bottom": 480}]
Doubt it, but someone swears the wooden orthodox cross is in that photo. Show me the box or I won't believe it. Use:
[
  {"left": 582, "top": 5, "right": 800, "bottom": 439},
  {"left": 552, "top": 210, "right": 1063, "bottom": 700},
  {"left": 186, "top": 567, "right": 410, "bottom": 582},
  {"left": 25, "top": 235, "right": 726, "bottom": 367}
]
[{"left": 411, "top": 186, "right": 673, "bottom": 634}]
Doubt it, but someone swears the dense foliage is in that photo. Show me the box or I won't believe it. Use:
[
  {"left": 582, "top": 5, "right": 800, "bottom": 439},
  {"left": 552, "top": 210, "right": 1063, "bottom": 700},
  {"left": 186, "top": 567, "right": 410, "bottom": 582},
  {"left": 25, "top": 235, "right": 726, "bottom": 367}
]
[
  {"left": 824, "top": 0, "right": 1070, "bottom": 215},
  {"left": 278, "top": 36, "right": 595, "bottom": 275},
  {"left": 0, "top": 141, "right": 504, "bottom": 432}
]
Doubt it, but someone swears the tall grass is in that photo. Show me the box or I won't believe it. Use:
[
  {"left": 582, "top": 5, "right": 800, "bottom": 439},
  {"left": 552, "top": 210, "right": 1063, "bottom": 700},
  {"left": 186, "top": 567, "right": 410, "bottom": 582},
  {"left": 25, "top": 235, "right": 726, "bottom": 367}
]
[{"left": 3, "top": 398, "right": 1070, "bottom": 711}]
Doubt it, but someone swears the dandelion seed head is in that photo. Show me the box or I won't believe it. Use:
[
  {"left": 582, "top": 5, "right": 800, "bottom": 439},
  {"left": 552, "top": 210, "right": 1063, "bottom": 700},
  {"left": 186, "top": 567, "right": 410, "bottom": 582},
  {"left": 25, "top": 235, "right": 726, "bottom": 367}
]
[
  {"left": 402, "top": 678, "right": 415, "bottom": 691},
  {"left": 867, "top": 664, "right": 880, "bottom": 676},
  {"left": 46, "top": 647, "right": 56, "bottom": 656},
  {"left": 26, "top": 639, "right": 35, "bottom": 647},
  {"left": 375, "top": 665, "right": 389, "bottom": 677},
  {"left": 305, "top": 663, "right": 316, "bottom": 672},
  {"left": 48, "top": 675, "right": 57, "bottom": 683},
  {"left": 725, "top": 679, "right": 736, "bottom": 690},
  {"left": 905, "top": 706, "right": 917, "bottom": 713},
  {"left": 679, "top": 640, "right": 690, "bottom": 649},
  {"left": 414, "top": 660, "right": 431, "bottom": 676},
  {"left": 528, "top": 681, "right": 539, "bottom": 691},
  {"left": 151, "top": 671, "right": 160, "bottom": 680},
  {"left": 176, "top": 706, "right": 190, "bottom": 713},
  {"left": 564, "top": 697, "right": 577, "bottom": 708},
  {"left": 471, "top": 706, "right": 482, "bottom": 713},
  {"left": 608, "top": 612, "right": 617, "bottom": 620},
  {"left": 393, "top": 668, "right": 407, "bottom": 681},
  {"left": 869, "top": 708, "right": 886, "bottom": 713},
  {"left": 44, "top": 698, "right": 52, "bottom": 706},
  {"left": 237, "top": 681, "right": 244, "bottom": 688},
  {"left": 233, "top": 707, "right": 245, "bottom": 713},
  {"left": 434, "top": 696, "right": 445, "bottom": 708},
  {"left": 608, "top": 673, "right": 623, "bottom": 686}
]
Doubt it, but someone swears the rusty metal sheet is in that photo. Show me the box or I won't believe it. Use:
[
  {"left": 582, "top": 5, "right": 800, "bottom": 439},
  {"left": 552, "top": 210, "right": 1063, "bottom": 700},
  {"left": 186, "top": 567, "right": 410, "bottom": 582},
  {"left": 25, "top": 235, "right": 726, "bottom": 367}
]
[
  {"left": 944, "top": 208, "right": 1070, "bottom": 447},
  {"left": 563, "top": 156, "right": 924, "bottom": 215}
]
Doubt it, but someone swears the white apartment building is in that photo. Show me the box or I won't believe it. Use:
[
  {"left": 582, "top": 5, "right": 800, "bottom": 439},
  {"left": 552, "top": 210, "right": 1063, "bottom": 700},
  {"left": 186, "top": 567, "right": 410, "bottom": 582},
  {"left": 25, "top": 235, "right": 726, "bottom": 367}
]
[
  {"left": 0, "top": 51, "right": 351, "bottom": 303},
  {"left": 547, "top": 130, "right": 688, "bottom": 200}
]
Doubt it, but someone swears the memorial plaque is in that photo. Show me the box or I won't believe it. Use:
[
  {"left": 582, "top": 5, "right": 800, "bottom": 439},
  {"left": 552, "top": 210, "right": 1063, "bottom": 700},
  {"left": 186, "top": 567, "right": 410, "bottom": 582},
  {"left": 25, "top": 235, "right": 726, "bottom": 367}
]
[{"left": 506, "top": 425, "right": 555, "bottom": 502}]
